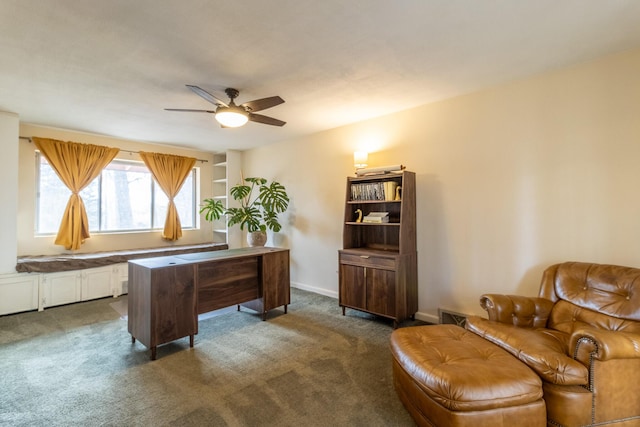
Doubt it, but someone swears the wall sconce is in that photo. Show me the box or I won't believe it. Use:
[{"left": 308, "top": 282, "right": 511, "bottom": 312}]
[{"left": 354, "top": 151, "right": 368, "bottom": 170}]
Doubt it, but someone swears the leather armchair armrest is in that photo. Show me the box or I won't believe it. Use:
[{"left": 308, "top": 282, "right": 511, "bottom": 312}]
[
  {"left": 479, "top": 294, "right": 554, "bottom": 328},
  {"left": 571, "top": 327, "right": 640, "bottom": 363}
]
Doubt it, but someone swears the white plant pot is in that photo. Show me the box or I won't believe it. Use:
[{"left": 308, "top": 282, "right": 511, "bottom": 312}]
[{"left": 247, "top": 231, "right": 267, "bottom": 247}]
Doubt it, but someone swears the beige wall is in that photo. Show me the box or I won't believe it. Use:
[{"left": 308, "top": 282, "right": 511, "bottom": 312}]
[
  {"left": 0, "top": 112, "right": 19, "bottom": 272},
  {"left": 17, "top": 124, "right": 215, "bottom": 256},
  {"left": 244, "top": 48, "right": 640, "bottom": 322}
]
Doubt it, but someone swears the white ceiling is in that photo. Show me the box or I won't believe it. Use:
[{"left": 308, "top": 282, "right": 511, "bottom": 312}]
[{"left": 2, "top": 0, "right": 640, "bottom": 152}]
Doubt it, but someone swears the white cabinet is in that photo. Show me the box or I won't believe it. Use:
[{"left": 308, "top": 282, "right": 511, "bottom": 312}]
[
  {"left": 41, "top": 270, "right": 82, "bottom": 308},
  {"left": 111, "top": 263, "right": 129, "bottom": 296},
  {"left": 1, "top": 263, "right": 129, "bottom": 315},
  {"left": 41, "top": 265, "right": 125, "bottom": 309},
  {"left": 0, "top": 273, "right": 39, "bottom": 315},
  {"left": 81, "top": 267, "right": 112, "bottom": 301}
]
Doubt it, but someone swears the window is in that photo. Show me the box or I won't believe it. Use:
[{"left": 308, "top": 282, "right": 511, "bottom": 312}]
[{"left": 36, "top": 154, "right": 197, "bottom": 234}]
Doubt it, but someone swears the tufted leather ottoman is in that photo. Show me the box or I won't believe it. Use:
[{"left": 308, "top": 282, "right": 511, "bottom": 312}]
[{"left": 390, "top": 325, "right": 546, "bottom": 427}]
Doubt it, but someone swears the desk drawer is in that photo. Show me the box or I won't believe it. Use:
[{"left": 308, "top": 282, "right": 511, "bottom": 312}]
[
  {"left": 339, "top": 253, "right": 396, "bottom": 270},
  {"left": 197, "top": 257, "right": 259, "bottom": 313}
]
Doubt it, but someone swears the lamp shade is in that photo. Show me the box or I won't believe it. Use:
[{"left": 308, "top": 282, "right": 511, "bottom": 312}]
[
  {"left": 354, "top": 151, "right": 368, "bottom": 169},
  {"left": 215, "top": 106, "right": 249, "bottom": 127}
]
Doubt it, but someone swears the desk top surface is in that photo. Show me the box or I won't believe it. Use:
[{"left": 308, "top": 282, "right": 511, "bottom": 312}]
[{"left": 128, "top": 247, "right": 288, "bottom": 269}]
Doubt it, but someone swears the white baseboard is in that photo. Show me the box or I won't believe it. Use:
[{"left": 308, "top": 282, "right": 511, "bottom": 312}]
[
  {"left": 415, "top": 312, "right": 439, "bottom": 324},
  {"left": 291, "top": 281, "right": 338, "bottom": 299}
]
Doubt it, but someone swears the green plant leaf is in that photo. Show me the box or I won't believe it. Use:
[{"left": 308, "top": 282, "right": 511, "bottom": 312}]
[
  {"left": 262, "top": 210, "right": 282, "bottom": 232},
  {"left": 229, "top": 185, "right": 251, "bottom": 204},
  {"left": 245, "top": 177, "right": 267, "bottom": 186},
  {"left": 199, "top": 198, "right": 224, "bottom": 221},
  {"left": 258, "top": 181, "right": 289, "bottom": 213},
  {"left": 226, "top": 206, "right": 262, "bottom": 232}
]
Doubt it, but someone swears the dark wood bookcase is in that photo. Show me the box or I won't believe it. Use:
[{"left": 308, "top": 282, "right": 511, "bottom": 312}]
[{"left": 338, "top": 170, "right": 417, "bottom": 327}]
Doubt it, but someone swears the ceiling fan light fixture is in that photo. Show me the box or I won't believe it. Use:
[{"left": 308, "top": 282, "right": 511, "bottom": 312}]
[
  {"left": 167, "top": 85, "right": 284, "bottom": 128},
  {"left": 215, "top": 106, "right": 249, "bottom": 127}
]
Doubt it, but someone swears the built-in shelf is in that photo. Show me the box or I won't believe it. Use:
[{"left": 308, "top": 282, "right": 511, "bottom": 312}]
[
  {"left": 211, "top": 152, "right": 229, "bottom": 244},
  {"left": 209, "top": 150, "right": 241, "bottom": 248}
]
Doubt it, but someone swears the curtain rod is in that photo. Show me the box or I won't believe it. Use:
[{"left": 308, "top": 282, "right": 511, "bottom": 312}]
[{"left": 19, "top": 136, "right": 209, "bottom": 163}]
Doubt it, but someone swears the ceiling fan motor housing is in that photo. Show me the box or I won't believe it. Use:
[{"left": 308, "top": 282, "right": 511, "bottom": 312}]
[{"left": 225, "top": 88, "right": 240, "bottom": 101}]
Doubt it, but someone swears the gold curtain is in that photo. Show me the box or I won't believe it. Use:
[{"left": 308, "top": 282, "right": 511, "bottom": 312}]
[
  {"left": 33, "top": 137, "right": 119, "bottom": 250},
  {"left": 139, "top": 151, "right": 196, "bottom": 241}
]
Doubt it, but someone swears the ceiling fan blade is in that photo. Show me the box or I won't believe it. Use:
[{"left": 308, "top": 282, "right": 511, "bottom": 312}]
[
  {"left": 165, "top": 108, "right": 216, "bottom": 113},
  {"left": 241, "top": 96, "right": 284, "bottom": 112},
  {"left": 186, "top": 85, "right": 228, "bottom": 107},
  {"left": 249, "top": 113, "right": 286, "bottom": 127}
]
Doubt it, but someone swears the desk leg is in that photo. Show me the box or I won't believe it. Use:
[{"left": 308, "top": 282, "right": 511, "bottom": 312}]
[
  {"left": 189, "top": 334, "right": 194, "bottom": 348},
  {"left": 262, "top": 311, "right": 267, "bottom": 321},
  {"left": 284, "top": 305, "right": 288, "bottom": 314},
  {"left": 151, "top": 347, "right": 157, "bottom": 361}
]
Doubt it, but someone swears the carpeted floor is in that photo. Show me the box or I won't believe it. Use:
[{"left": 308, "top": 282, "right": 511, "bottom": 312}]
[{"left": 0, "top": 288, "right": 425, "bottom": 426}]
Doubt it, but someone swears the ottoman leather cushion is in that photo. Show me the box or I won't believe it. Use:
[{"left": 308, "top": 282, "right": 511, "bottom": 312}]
[{"left": 390, "top": 324, "right": 543, "bottom": 412}]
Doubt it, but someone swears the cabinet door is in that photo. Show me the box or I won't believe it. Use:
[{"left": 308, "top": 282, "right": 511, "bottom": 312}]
[
  {"left": 366, "top": 268, "right": 396, "bottom": 317},
  {"left": 81, "top": 267, "right": 112, "bottom": 301},
  {"left": 43, "top": 271, "right": 82, "bottom": 307},
  {"left": 151, "top": 264, "right": 197, "bottom": 346},
  {"left": 0, "top": 274, "right": 39, "bottom": 315},
  {"left": 245, "top": 250, "right": 290, "bottom": 313},
  {"left": 111, "top": 263, "right": 128, "bottom": 296},
  {"left": 339, "top": 263, "right": 366, "bottom": 309}
]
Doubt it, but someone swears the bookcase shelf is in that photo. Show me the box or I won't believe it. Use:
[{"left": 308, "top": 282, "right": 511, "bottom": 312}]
[
  {"left": 339, "top": 171, "right": 417, "bottom": 328},
  {"left": 345, "top": 222, "right": 400, "bottom": 226},
  {"left": 347, "top": 200, "right": 402, "bottom": 204}
]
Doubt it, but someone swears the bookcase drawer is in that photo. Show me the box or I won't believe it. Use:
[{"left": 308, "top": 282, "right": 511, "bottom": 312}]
[{"left": 339, "top": 253, "right": 396, "bottom": 270}]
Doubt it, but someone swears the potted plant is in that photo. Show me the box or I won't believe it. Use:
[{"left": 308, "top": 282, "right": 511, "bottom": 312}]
[{"left": 200, "top": 176, "right": 290, "bottom": 247}]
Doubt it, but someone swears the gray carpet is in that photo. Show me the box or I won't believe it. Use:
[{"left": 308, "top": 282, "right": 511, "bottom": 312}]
[{"left": 0, "top": 288, "right": 424, "bottom": 426}]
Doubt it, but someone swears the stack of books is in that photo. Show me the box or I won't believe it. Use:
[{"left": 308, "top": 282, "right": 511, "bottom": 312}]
[
  {"left": 350, "top": 181, "right": 398, "bottom": 201},
  {"left": 363, "top": 212, "right": 389, "bottom": 223}
]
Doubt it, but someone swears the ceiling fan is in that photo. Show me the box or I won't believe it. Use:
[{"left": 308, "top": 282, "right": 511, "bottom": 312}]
[{"left": 165, "top": 85, "right": 286, "bottom": 128}]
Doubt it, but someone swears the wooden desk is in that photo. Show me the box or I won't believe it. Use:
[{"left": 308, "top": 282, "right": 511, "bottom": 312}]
[{"left": 127, "top": 247, "right": 290, "bottom": 359}]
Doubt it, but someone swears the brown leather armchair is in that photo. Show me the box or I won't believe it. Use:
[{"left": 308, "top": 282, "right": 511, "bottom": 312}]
[{"left": 465, "top": 262, "right": 640, "bottom": 427}]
